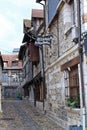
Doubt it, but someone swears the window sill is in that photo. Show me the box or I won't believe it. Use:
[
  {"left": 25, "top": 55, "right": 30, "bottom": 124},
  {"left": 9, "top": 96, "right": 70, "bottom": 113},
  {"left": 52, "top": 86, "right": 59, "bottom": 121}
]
[{"left": 65, "top": 106, "right": 81, "bottom": 113}]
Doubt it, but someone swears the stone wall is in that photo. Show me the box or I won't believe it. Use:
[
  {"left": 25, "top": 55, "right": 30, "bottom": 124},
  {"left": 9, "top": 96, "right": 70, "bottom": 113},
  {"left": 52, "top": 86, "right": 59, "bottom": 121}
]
[
  {"left": 45, "top": 1, "right": 81, "bottom": 129},
  {"left": 45, "top": 47, "right": 81, "bottom": 129}
]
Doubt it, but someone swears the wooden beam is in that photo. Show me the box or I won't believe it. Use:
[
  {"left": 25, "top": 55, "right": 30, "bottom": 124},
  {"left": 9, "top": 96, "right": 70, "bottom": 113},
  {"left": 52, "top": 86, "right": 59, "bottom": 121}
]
[{"left": 61, "top": 56, "right": 80, "bottom": 71}]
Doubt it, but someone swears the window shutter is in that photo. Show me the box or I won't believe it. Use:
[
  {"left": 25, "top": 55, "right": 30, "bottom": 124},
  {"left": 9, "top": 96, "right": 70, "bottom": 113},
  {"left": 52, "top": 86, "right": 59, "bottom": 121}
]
[{"left": 29, "top": 42, "right": 39, "bottom": 64}]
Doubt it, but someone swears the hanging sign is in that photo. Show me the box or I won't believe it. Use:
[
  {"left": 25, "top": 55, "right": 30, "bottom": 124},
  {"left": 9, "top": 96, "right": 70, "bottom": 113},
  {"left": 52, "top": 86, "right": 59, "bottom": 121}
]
[{"left": 35, "top": 35, "right": 52, "bottom": 46}]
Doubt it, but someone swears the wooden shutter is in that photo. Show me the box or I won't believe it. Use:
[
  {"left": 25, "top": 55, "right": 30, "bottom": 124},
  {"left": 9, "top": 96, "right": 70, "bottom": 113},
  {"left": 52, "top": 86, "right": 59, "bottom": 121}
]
[
  {"left": 29, "top": 42, "right": 39, "bottom": 64},
  {"left": 69, "top": 65, "right": 79, "bottom": 98}
]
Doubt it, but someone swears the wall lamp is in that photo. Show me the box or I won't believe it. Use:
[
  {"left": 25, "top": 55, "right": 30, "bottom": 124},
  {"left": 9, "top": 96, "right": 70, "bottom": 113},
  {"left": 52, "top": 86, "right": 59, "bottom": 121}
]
[
  {"left": 36, "top": 0, "right": 42, "bottom": 3},
  {"left": 36, "top": 0, "right": 45, "bottom": 6},
  {"left": 36, "top": 0, "right": 45, "bottom": 4}
]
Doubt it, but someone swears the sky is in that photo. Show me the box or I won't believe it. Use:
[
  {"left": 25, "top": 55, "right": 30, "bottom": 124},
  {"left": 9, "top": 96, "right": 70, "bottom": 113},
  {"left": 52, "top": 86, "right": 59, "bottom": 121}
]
[{"left": 0, "top": 0, "right": 42, "bottom": 54}]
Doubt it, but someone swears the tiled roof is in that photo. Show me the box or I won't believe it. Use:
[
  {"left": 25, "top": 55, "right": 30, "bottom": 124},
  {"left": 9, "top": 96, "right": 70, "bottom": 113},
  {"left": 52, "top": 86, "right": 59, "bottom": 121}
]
[
  {"left": 32, "top": 9, "right": 44, "bottom": 18},
  {"left": 2, "top": 54, "right": 18, "bottom": 61},
  {"left": 2, "top": 54, "right": 22, "bottom": 68}
]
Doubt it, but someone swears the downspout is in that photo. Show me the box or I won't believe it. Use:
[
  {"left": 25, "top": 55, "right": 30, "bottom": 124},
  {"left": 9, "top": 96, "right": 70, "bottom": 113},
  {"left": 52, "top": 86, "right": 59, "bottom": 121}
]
[
  {"left": 78, "top": 0, "right": 85, "bottom": 129},
  {"left": 78, "top": 0, "right": 85, "bottom": 109}
]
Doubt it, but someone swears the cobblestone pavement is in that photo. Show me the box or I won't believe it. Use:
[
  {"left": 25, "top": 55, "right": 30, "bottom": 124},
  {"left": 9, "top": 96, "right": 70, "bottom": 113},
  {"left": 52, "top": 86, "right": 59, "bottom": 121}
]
[{"left": 0, "top": 100, "right": 63, "bottom": 130}]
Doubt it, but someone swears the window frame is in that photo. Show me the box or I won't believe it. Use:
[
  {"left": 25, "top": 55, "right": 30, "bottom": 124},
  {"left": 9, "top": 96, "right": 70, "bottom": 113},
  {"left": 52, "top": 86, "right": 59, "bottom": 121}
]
[
  {"left": 12, "top": 60, "right": 18, "bottom": 67},
  {"left": 64, "top": 65, "right": 80, "bottom": 108}
]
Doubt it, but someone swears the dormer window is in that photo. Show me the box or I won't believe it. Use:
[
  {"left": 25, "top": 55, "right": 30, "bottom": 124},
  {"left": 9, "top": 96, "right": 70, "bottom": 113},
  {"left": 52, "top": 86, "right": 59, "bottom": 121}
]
[{"left": 12, "top": 61, "right": 18, "bottom": 67}]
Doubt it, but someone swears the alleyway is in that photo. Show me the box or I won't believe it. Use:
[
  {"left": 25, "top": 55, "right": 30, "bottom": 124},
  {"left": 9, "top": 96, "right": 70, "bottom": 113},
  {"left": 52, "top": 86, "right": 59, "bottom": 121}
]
[{"left": 0, "top": 100, "right": 63, "bottom": 130}]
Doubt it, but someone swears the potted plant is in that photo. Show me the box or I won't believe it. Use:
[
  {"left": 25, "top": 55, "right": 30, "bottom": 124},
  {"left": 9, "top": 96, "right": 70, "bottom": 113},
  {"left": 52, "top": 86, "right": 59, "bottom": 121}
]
[
  {"left": 16, "top": 93, "right": 22, "bottom": 100},
  {"left": 66, "top": 96, "right": 80, "bottom": 109}
]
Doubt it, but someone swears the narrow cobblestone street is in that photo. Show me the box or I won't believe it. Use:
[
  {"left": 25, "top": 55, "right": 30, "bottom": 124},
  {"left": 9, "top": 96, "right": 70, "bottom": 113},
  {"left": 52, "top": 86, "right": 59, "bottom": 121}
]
[{"left": 0, "top": 100, "right": 63, "bottom": 130}]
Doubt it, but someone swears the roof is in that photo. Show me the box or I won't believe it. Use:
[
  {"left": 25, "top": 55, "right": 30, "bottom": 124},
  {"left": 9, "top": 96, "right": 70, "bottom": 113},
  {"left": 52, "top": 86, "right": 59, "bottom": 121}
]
[
  {"left": 32, "top": 9, "right": 44, "bottom": 18},
  {"left": 23, "top": 19, "right": 31, "bottom": 28},
  {"left": 2, "top": 54, "right": 18, "bottom": 62},
  {"left": 23, "top": 19, "right": 31, "bottom": 33},
  {"left": 2, "top": 54, "right": 22, "bottom": 68}
]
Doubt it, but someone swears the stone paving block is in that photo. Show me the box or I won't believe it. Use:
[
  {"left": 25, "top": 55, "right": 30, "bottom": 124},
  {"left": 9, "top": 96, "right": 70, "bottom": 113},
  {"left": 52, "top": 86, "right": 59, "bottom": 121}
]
[{"left": 0, "top": 100, "right": 63, "bottom": 130}]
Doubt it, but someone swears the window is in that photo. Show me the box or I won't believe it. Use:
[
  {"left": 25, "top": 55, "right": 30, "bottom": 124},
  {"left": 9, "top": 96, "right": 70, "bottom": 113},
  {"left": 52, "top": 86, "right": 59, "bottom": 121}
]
[
  {"left": 12, "top": 61, "right": 18, "bottom": 67},
  {"left": 61, "top": 56, "right": 80, "bottom": 108},
  {"left": 2, "top": 73, "right": 8, "bottom": 82},
  {"left": 4, "top": 61, "right": 8, "bottom": 67},
  {"left": 69, "top": 65, "right": 79, "bottom": 98},
  {"left": 64, "top": 70, "right": 69, "bottom": 97},
  {"left": 64, "top": 65, "right": 80, "bottom": 108}
]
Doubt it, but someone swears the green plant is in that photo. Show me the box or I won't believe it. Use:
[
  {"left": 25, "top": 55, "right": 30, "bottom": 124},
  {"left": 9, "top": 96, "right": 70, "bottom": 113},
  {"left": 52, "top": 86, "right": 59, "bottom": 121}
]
[
  {"left": 16, "top": 93, "right": 22, "bottom": 100},
  {"left": 66, "top": 96, "right": 80, "bottom": 109}
]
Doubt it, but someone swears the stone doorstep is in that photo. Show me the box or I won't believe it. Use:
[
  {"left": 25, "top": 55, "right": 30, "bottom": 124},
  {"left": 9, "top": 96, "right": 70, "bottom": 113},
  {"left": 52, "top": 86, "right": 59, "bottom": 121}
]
[{"left": 47, "top": 111, "right": 66, "bottom": 130}]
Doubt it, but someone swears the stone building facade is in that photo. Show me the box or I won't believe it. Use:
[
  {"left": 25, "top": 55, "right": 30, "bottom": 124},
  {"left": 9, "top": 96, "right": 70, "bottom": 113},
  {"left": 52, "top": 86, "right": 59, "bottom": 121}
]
[
  {"left": 41, "top": 0, "right": 87, "bottom": 129},
  {"left": 18, "top": 0, "right": 87, "bottom": 129}
]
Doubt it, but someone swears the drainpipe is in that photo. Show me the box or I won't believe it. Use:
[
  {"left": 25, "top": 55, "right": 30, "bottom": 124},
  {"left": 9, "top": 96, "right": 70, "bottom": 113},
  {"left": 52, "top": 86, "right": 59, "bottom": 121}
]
[
  {"left": 78, "top": 0, "right": 85, "bottom": 129},
  {"left": 40, "top": 2, "right": 46, "bottom": 111}
]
